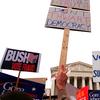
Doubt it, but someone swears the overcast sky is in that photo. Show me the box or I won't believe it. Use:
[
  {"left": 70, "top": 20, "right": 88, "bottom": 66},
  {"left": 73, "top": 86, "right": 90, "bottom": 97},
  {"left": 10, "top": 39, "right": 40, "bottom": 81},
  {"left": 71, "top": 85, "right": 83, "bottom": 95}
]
[{"left": 0, "top": 0, "right": 99, "bottom": 88}]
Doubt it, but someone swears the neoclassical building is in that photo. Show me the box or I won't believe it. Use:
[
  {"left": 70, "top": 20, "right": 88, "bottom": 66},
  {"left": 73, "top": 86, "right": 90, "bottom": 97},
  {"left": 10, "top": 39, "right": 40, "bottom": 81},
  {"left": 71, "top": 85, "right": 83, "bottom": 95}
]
[{"left": 51, "top": 61, "right": 100, "bottom": 96}]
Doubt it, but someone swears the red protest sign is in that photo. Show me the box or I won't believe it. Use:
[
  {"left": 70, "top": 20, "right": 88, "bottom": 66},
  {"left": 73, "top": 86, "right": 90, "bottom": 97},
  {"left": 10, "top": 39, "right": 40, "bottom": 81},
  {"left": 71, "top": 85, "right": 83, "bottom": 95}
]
[{"left": 76, "top": 86, "right": 89, "bottom": 100}]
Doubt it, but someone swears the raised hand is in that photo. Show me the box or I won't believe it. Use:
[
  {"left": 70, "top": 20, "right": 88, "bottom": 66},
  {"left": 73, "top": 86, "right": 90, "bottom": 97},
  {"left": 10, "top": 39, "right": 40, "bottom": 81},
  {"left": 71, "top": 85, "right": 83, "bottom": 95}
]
[{"left": 55, "top": 65, "right": 68, "bottom": 90}]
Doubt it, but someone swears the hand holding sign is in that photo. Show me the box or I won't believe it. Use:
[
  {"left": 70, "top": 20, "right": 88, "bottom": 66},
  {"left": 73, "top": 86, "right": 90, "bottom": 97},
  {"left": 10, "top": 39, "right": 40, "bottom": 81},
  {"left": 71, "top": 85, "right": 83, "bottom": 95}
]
[{"left": 55, "top": 65, "right": 68, "bottom": 90}]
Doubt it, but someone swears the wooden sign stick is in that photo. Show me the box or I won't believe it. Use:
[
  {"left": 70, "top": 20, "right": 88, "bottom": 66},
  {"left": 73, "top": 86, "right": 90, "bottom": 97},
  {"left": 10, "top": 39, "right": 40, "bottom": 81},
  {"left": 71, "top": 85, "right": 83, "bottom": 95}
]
[
  {"left": 59, "top": 28, "right": 69, "bottom": 67},
  {"left": 57, "top": 28, "right": 70, "bottom": 99},
  {"left": 16, "top": 70, "right": 21, "bottom": 88},
  {"left": 16, "top": 66, "right": 22, "bottom": 88}
]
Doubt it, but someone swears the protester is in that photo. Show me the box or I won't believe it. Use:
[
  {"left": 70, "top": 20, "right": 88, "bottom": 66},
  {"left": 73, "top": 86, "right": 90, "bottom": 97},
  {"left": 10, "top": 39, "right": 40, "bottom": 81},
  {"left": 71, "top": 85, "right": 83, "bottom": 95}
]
[
  {"left": 55, "top": 65, "right": 69, "bottom": 100},
  {"left": 55, "top": 65, "right": 78, "bottom": 100},
  {"left": 55, "top": 65, "right": 68, "bottom": 90}
]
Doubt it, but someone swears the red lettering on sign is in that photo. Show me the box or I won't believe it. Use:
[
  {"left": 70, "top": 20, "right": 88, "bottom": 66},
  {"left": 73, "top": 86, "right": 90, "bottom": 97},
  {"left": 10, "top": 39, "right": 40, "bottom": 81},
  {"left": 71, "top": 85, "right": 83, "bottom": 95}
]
[
  {"left": 12, "top": 63, "right": 36, "bottom": 72},
  {"left": 22, "top": 64, "right": 36, "bottom": 72},
  {"left": 12, "top": 63, "right": 22, "bottom": 70}
]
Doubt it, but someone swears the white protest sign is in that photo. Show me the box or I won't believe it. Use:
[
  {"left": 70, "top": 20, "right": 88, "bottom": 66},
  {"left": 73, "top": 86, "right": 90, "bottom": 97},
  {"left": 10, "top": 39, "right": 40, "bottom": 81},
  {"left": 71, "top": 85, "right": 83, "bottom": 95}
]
[
  {"left": 45, "top": 7, "right": 91, "bottom": 32},
  {"left": 51, "top": 0, "right": 90, "bottom": 10},
  {"left": 92, "top": 51, "right": 100, "bottom": 82}
]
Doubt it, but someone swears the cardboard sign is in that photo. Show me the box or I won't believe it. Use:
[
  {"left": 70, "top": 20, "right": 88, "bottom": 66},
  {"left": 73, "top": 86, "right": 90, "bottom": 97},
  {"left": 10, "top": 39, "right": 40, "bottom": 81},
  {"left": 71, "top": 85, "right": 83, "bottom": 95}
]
[
  {"left": 0, "top": 72, "right": 45, "bottom": 99},
  {"left": 45, "top": 7, "right": 91, "bottom": 32},
  {"left": 1, "top": 48, "right": 41, "bottom": 72},
  {"left": 92, "top": 51, "right": 100, "bottom": 82},
  {"left": 51, "top": 0, "right": 90, "bottom": 11},
  {"left": 76, "top": 86, "right": 89, "bottom": 100},
  {"left": 89, "top": 90, "right": 100, "bottom": 100}
]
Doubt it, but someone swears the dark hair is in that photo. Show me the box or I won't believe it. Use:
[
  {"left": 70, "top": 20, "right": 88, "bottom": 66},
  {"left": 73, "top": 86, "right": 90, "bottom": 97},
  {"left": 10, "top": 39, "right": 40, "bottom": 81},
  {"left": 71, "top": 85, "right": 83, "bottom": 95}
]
[{"left": 0, "top": 91, "right": 33, "bottom": 100}]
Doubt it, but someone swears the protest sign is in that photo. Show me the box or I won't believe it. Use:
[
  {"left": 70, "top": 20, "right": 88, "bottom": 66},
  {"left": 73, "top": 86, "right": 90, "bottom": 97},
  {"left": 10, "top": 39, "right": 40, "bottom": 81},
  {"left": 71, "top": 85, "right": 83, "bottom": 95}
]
[
  {"left": 51, "top": 0, "right": 90, "bottom": 10},
  {"left": 1, "top": 48, "right": 41, "bottom": 72},
  {"left": 76, "top": 86, "right": 89, "bottom": 100},
  {"left": 89, "top": 90, "right": 100, "bottom": 100},
  {"left": 45, "top": 7, "right": 91, "bottom": 32},
  {"left": 0, "top": 72, "right": 45, "bottom": 99},
  {"left": 92, "top": 51, "right": 100, "bottom": 82}
]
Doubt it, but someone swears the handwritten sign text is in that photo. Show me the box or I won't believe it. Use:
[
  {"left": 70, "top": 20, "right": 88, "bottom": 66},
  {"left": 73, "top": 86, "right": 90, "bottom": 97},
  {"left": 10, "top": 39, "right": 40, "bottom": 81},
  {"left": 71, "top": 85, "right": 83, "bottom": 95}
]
[
  {"left": 51, "top": 0, "right": 90, "bottom": 10},
  {"left": 45, "top": 7, "right": 91, "bottom": 32}
]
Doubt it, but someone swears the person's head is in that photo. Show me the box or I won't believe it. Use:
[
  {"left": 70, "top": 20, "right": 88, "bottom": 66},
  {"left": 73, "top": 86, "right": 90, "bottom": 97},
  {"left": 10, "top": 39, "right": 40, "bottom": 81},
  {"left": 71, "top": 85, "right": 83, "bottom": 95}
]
[{"left": 0, "top": 91, "right": 33, "bottom": 100}]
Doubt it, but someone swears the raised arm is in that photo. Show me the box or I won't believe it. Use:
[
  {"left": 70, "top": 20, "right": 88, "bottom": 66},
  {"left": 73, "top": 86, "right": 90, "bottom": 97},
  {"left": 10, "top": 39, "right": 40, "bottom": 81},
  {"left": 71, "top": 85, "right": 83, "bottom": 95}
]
[{"left": 55, "top": 65, "right": 69, "bottom": 100}]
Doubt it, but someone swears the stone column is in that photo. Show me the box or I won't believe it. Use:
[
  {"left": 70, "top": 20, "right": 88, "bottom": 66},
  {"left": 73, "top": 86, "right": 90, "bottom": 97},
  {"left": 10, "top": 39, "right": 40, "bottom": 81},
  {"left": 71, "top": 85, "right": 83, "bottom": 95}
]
[
  {"left": 74, "top": 77, "right": 77, "bottom": 88},
  {"left": 89, "top": 77, "right": 93, "bottom": 90},
  {"left": 96, "top": 82, "right": 100, "bottom": 90},
  {"left": 82, "top": 77, "right": 85, "bottom": 87},
  {"left": 67, "top": 77, "right": 70, "bottom": 83},
  {"left": 51, "top": 78, "right": 55, "bottom": 95}
]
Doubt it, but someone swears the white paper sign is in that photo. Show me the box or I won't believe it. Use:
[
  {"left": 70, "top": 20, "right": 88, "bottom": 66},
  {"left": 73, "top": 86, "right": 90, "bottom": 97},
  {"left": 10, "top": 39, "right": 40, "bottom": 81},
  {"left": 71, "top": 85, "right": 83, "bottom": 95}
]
[
  {"left": 92, "top": 51, "right": 100, "bottom": 82},
  {"left": 45, "top": 7, "right": 91, "bottom": 32}
]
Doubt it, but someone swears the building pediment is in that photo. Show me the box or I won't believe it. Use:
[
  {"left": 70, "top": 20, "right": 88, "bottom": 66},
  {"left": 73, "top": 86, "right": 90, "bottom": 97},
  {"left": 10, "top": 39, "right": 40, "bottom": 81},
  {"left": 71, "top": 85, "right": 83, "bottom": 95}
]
[
  {"left": 68, "top": 61, "right": 92, "bottom": 72},
  {"left": 51, "top": 61, "right": 92, "bottom": 77}
]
